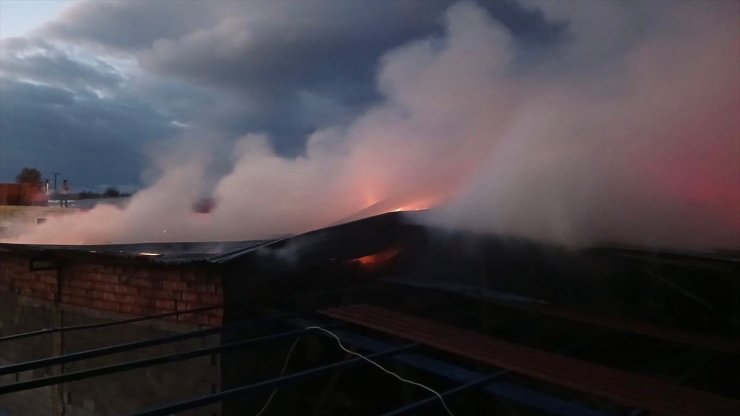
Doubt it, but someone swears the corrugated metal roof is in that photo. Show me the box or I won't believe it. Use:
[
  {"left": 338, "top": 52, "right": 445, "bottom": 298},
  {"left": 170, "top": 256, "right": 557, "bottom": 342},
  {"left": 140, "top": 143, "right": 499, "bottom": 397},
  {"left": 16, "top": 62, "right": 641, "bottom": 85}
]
[{"left": 0, "top": 239, "right": 280, "bottom": 264}]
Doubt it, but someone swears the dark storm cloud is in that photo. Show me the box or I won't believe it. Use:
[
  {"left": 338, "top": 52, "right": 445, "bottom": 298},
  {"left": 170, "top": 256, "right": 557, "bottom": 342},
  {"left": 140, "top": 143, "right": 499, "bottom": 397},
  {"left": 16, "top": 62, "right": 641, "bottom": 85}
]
[
  {"left": 0, "top": 76, "right": 178, "bottom": 189},
  {"left": 0, "top": 33, "right": 244, "bottom": 189},
  {"left": 3, "top": 0, "right": 564, "bottom": 188},
  {"left": 7, "top": 0, "right": 737, "bottom": 251},
  {"left": 0, "top": 37, "right": 185, "bottom": 189},
  {"left": 1, "top": 37, "right": 123, "bottom": 91},
  {"left": 40, "top": 0, "right": 564, "bottom": 154},
  {"left": 41, "top": 0, "right": 218, "bottom": 51}
]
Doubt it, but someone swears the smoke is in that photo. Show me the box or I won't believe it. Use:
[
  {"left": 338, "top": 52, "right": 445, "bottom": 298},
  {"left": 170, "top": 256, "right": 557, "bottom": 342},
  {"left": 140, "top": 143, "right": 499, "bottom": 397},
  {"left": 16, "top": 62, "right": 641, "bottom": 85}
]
[
  {"left": 7, "top": 1, "right": 739, "bottom": 250},
  {"left": 432, "top": 0, "right": 740, "bottom": 249}
]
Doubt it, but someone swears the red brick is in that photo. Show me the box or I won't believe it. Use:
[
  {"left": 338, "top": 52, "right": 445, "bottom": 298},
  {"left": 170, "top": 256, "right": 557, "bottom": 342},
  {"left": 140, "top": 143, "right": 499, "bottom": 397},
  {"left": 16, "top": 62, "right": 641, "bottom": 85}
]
[
  {"left": 32, "top": 289, "right": 56, "bottom": 301},
  {"left": 82, "top": 272, "right": 117, "bottom": 283},
  {"left": 12, "top": 273, "right": 35, "bottom": 281},
  {"left": 196, "top": 315, "right": 213, "bottom": 326},
  {"left": 193, "top": 283, "right": 216, "bottom": 293},
  {"left": 199, "top": 293, "right": 222, "bottom": 305},
  {"left": 61, "top": 294, "right": 87, "bottom": 306},
  {"left": 135, "top": 287, "right": 154, "bottom": 299},
  {"left": 69, "top": 279, "right": 93, "bottom": 290},
  {"left": 187, "top": 314, "right": 207, "bottom": 326},
  {"left": 180, "top": 291, "right": 199, "bottom": 302},
  {"left": 181, "top": 271, "right": 197, "bottom": 281},
  {"left": 158, "top": 270, "right": 181, "bottom": 280},
  {"left": 119, "top": 303, "right": 144, "bottom": 315},
  {"left": 89, "top": 290, "right": 105, "bottom": 299},
  {"left": 77, "top": 264, "right": 97, "bottom": 273},
  {"left": 162, "top": 280, "right": 188, "bottom": 291},
  {"left": 175, "top": 301, "right": 194, "bottom": 311},
  {"left": 129, "top": 277, "right": 155, "bottom": 288},
  {"left": 63, "top": 287, "right": 89, "bottom": 297},
  {"left": 114, "top": 284, "right": 138, "bottom": 295},
  {"left": 84, "top": 272, "right": 103, "bottom": 281},
  {"left": 99, "top": 264, "right": 117, "bottom": 273},
  {"left": 93, "top": 282, "right": 117, "bottom": 292},
  {"left": 134, "top": 296, "right": 155, "bottom": 307},
  {"left": 149, "top": 289, "right": 176, "bottom": 299},
  {"left": 15, "top": 279, "right": 34, "bottom": 288},
  {"left": 38, "top": 275, "right": 57, "bottom": 285},
  {"left": 31, "top": 281, "right": 53, "bottom": 292},
  {"left": 99, "top": 274, "right": 120, "bottom": 284},
  {"left": 118, "top": 294, "right": 137, "bottom": 304},
  {"left": 102, "top": 292, "right": 118, "bottom": 302},
  {"left": 92, "top": 299, "right": 119, "bottom": 312},
  {"left": 134, "top": 270, "right": 151, "bottom": 279},
  {"left": 155, "top": 299, "right": 175, "bottom": 310}
]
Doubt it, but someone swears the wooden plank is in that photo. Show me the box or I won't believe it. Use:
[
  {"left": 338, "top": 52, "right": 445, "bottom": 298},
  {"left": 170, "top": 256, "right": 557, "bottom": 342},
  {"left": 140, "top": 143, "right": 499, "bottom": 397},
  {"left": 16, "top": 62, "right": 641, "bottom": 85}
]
[
  {"left": 486, "top": 296, "right": 738, "bottom": 354},
  {"left": 322, "top": 304, "right": 739, "bottom": 416}
]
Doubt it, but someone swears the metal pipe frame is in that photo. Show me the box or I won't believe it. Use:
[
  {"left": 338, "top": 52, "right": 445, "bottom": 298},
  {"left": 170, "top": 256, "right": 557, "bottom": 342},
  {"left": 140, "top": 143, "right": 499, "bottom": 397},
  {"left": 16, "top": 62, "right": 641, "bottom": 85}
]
[
  {"left": 0, "top": 304, "right": 223, "bottom": 343},
  {"left": 322, "top": 329, "right": 608, "bottom": 416},
  {"left": 0, "top": 323, "right": 342, "bottom": 395},
  {"left": 0, "top": 313, "right": 291, "bottom": 376},
  {"left": 379, "top": 371, "right": 506, "bottom": 416},
  {"left": 131, "top": 343, "right": 418, "bottom": 416}
]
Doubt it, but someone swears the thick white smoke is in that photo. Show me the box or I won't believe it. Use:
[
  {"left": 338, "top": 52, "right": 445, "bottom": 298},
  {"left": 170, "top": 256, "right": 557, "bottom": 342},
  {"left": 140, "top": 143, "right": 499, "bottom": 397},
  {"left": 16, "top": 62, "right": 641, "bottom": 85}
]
[
  {"left": 433, "top": 0, "right": 740, "bottom": 249},
  {"left": 8, "top": 1, "right": 739, "bottom": 250}
]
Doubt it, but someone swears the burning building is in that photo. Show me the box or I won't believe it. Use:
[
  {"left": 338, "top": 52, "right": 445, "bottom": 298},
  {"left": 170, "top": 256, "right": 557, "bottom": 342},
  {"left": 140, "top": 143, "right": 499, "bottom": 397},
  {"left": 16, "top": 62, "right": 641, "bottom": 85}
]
[
  {"left": 0, "top": 2, "right": 738, "bottom": 413},
  {"left": 0, "top": 210, "right": 738, "bottom": 415}
]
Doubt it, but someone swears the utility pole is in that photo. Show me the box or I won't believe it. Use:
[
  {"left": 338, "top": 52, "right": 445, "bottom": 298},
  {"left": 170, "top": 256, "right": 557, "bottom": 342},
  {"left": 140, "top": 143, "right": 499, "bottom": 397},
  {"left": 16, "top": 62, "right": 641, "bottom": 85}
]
[{"left": 51, "top": 172, "right": 60, "bottom": 193}]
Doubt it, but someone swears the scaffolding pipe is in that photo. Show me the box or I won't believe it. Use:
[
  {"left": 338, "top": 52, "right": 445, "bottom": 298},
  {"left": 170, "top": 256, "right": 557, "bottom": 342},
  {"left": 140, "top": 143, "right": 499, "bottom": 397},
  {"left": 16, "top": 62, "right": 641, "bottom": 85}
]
[
  {"left": 132, "top": 343, "right": 417, "bottom": 416},
  {"left": 0, "top": 304, "right": 223, "bottom": 343},
  {"left": 0, "top": 313, "right": 291, "bottom": 376},
  {"left": 0, "top": 324, "right": 341, "bottom": 395},
  {"left": 380, "top": 371, "right": 506, "bottom": 416}
]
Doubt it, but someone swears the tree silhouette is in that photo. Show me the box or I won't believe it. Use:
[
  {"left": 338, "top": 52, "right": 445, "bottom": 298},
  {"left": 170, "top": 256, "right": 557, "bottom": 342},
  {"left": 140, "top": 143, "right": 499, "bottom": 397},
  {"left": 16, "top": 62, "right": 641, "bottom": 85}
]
[
  {"left": 103, "top": 187, "right": 121, "bottom": 197},
  {"left": 15, "top": 167, "right": 42, "bottom": 187}
]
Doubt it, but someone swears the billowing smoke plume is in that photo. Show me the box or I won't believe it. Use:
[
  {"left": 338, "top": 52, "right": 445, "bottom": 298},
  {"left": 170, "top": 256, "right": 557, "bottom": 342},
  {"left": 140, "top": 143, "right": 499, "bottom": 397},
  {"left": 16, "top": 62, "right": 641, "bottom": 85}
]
[
  {"left": 432, "top": 0, "right": 740, "bottom": 249},
  {"left": 8, "top": 1, "right": 739, "bottom": 250}
]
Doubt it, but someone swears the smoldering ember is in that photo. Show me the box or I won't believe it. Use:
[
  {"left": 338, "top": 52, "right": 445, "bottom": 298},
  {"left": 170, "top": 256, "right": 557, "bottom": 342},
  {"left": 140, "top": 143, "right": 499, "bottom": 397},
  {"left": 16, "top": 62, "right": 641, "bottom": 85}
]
[{"left": 0, "top": 1, "right": 738, "bottom": 416}]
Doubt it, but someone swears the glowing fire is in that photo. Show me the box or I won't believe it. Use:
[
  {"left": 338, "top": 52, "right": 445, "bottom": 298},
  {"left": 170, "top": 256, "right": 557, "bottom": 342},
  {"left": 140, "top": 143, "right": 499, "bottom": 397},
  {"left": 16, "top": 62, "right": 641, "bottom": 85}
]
[
  {"left": 392, "top": 205, "right": 425, "bottom": 212},
  {"left": 386, "top": 194, "right": 443, "bottom": 213},
  {"left": 351, "top": 246, "right": 401, "bottom": 268}
]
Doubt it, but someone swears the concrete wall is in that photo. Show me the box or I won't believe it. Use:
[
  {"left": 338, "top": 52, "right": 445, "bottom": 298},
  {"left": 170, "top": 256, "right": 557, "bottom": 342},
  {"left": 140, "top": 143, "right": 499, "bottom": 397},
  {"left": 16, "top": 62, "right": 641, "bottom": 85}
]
[{"left": 0, "top": 252, "right": 224, "bottom": 416}]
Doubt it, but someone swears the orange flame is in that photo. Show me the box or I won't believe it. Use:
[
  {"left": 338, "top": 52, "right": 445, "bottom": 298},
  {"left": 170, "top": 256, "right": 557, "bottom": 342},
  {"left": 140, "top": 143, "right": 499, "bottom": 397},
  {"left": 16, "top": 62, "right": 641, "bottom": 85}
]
[
  {"left": 387, "top": 195, "right": 441, "bottom": 213},
  {"left": 351, "top": 246, "right": 402, "bottom": 268}
]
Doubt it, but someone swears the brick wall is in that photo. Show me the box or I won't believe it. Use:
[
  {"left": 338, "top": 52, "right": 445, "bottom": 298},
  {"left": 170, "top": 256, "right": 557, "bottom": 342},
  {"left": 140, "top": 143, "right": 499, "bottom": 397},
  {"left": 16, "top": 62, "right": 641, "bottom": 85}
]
[
  {"left": 0, "top": 183, "right": 41, "bottom": 205},
  {"left": 0, "top": 294, "right": 56, "bottom": 416},
  {"left": 0, "top": 250, "right": 226, "bottom": 416},
  {"left": 0, "top": 252, "right": 223, "bottom": 326},
  {"left": 0, "top": 292, "right": 221, "bottom": 416}
]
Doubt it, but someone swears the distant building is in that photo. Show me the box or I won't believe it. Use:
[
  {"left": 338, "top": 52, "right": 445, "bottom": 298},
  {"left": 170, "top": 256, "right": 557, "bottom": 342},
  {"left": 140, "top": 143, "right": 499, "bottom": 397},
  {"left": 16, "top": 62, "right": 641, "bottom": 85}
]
[
  {"left": 0, "top": 182, "right": 47, "bottom": 206},
  {"left": 0, "top": 183, "right": 74, "bottom": 239}
]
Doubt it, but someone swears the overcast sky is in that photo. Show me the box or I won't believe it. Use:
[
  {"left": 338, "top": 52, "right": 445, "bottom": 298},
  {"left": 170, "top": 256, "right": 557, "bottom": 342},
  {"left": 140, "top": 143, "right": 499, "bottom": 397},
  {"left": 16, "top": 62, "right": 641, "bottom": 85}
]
[
  {"left": 2, "top": 0, "right": 738, "bottom": 250},
  {"left": 0, "top": 0, "right": 559, "bottom": 191}
]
